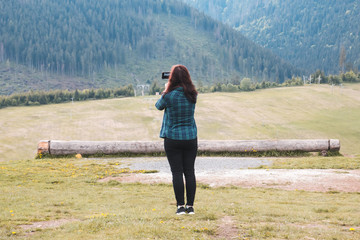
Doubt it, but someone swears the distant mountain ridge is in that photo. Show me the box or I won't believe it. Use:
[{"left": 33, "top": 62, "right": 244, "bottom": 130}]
[
  {"left": 0, "top": 0, "right": 301, "bottom": 95},
  {"left": 182, "top": 0, "right": 360, "bottom": 74}
]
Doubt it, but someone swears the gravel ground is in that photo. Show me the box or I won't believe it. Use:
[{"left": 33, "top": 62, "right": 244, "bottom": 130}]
[
  {"left": 120, "top": 157, "right": 272, "bottom": 173},
  {"left": 97, "top": 157, "right": 360, "bottom": 192}
]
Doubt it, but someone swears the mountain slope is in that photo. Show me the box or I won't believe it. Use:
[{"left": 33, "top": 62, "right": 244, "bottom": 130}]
[
  {"left": 182, "top": 0, "right": 360, "bottom": 74},
  {"left": 0, "top": 0, "right": 301, "bottom": 95}
]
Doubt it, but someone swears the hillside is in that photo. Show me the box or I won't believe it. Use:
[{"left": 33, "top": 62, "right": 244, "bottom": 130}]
[
  {"left": 182, "top": 0, "right": 360, "bottom": 74},
  {"left": 0, "top": 0, "right": 301, "bottom": 95},
  {"left": 1, "top": 83, "right": 359, "bottom": 162}
]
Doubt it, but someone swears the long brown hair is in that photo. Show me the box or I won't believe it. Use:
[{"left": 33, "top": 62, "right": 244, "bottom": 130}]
[{"left": 162, "top": 65, "right": 198, "bottom": 103}]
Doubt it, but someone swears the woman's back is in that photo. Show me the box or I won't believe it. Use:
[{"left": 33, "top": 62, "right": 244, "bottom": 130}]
[{"left": 155, "top": 87, "right": 197, "bottom": 140}]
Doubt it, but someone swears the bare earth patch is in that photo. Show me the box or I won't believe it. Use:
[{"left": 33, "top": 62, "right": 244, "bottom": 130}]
[
  {"left": 100, "top": 169, "right": 360, "bottom": 192},
  {"left": 215, "top": 216, "right": 239, "bottom": 239}
]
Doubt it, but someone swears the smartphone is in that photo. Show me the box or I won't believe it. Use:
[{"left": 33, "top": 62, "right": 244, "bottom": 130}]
[{"left": 162, "top": 72, "right": 170, "bottom": 79}]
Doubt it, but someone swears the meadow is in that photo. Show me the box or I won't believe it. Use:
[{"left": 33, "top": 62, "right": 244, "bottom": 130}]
[
  {"left": 1, "top": 157, "right": 360, "bottom": 239},
  {"left": 0, "top": 83, "right": 359, "bottom": 161},
  {"left": 0, "top": 84, "right": 360, "bottom": 239}
]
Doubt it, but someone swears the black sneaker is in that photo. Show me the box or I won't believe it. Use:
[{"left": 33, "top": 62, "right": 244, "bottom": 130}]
[
  {"left": 186, "top": 206, "right": 195, "bottom": 215},
  {"left": 176, "top": 206, "right": 186, "bottom": 215}
]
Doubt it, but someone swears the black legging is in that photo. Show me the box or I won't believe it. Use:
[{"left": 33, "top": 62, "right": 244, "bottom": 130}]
[{"left": 164, "top": 137, "right": 197, "bottom": 206}]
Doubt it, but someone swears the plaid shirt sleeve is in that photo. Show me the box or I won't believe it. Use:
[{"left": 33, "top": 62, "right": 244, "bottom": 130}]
[{"left": 155, "top": 95, "right": 166, "bottom": 110}]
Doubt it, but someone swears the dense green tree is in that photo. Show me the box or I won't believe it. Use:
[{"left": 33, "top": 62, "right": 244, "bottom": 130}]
[
  {"left": 240, "top": 78, "right": 252, "bottom": 91},
  {"left": 149, "top": 80, "right": 162, "bottom": 95},
  {"left": 328, "top": 75, "right": 342, "bottom": 85},
  {"left": 342, "top": 71, "right": 359, "bottom": 82},
  {"left": 183, "top": 0, "right": 360, "bottom": 74}
]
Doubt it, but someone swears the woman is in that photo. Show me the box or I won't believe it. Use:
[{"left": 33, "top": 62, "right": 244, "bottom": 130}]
[{"left": 155, "top": 64, "right": 198, "bottom": 215}]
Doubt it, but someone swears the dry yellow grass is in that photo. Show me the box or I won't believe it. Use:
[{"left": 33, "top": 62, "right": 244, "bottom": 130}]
[
  {"left": 0, "top": 84, "right": 359, "bottom": 161},
  {"left": 197, "top": 84, "right": 360, "bottom": 155}
]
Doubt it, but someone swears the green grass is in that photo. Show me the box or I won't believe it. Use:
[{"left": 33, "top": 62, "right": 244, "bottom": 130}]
[
  {"left": 1, "top": 157, "right": 360, "bottom": 239},
  {"left": 265, "top": 156, "right": 360, "bottom": 169}
]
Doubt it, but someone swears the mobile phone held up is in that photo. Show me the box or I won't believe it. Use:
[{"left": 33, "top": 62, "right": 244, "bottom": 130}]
[{"left": 162, "top": 72, "right": 170, "bottom": 79}]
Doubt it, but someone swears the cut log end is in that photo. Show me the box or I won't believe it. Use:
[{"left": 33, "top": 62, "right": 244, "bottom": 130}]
[{"left": 37, "top": 140, "right": 50, "bottom": 154}]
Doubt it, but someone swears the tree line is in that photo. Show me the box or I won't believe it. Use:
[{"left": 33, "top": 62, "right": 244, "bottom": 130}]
[
  {"left": 0, "top": 85, "right": 134, "bottom": 109},
  {"left": 1, "top": 71, "right": 358, "bottom": 109},
  {"left": 150, "top": 70, "right": 359, "bottom": 95},
  {"left": 311, "top": 70, "right": 360, "bottom": 84},
  {"left": 149, "top": 75, "right": 304, "bottom": 95},
  {"left": 196, "top": 76, "right": 303, "bottom": 93},
  {"left": 194, "top": 70, "right": 360, "bottom": 94}
]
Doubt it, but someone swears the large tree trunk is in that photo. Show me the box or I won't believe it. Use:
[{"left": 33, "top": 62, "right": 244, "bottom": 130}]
[{"left": 38, "top": 139, "right": 340, "bottom": 156}]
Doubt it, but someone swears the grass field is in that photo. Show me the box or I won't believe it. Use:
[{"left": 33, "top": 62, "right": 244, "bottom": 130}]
[
  {"left": 1, "top": 83, "right": 359, "bottom": 162},
  {"left": 1, "top": 158, "right": 359, "bottom": 239},
  {"left": 1, "top": 84, "right": 360, "bottom": 239}
]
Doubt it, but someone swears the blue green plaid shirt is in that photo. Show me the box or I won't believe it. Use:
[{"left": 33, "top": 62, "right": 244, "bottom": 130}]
[{"left": 155, "top": 87, "right": 197, "bottom": 140}]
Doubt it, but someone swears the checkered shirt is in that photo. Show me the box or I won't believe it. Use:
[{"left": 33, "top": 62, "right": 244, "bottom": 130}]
[{"left": 155, "top": 87, "right": 197, "bottom": 140}]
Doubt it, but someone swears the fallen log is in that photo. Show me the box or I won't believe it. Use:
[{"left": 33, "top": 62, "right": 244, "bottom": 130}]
[{"left": 37, "top": 139, "right": 340, "bottom": 156}]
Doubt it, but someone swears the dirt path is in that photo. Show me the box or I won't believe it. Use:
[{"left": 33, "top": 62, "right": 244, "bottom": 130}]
[{"left": 101, "top": 169, "right": 360, "bottom": 192}]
